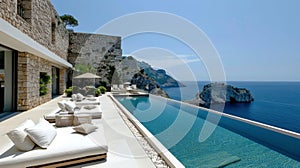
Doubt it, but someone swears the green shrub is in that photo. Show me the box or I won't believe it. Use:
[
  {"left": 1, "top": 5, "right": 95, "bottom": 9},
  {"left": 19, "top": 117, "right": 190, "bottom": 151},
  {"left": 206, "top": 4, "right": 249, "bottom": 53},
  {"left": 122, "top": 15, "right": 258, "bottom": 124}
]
[
  {"left": 98, "top": 86, "right": 107, "bottom": 94},
  {"left": 95, "top": 89, "right": 101, "bottom": 97},
  {"left": 64, "top": 86, "right": 73, "bottom": 97}
]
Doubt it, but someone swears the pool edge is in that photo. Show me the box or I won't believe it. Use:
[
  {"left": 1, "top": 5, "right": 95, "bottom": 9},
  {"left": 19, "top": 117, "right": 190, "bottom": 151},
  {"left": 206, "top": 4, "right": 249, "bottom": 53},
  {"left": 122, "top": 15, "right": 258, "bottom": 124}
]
[
  {"left": 109, "top": 94, "right": 185, "bottom": 168},
  {"left": 151, "top": 94, "right": 300, "bottom": 140}
]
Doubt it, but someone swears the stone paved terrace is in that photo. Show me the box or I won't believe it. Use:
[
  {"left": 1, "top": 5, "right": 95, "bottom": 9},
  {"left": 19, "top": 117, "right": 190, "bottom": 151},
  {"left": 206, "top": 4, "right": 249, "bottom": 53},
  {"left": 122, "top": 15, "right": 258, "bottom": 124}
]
[{"left": 0, "top": 94, "right": 156, "bottom": 168}]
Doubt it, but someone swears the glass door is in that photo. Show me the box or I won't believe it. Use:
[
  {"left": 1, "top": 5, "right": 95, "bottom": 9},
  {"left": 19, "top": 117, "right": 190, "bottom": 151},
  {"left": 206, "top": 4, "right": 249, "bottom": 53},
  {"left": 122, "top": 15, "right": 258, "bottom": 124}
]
[
  {"left": 52, "top": 66, "right": 60, "bottom": 98},
  {"left": 0, "top": 51, "right": 4, "bottom": 112},
  {"left": 0, "top": 45, "right": 16, "bottom": 113}
]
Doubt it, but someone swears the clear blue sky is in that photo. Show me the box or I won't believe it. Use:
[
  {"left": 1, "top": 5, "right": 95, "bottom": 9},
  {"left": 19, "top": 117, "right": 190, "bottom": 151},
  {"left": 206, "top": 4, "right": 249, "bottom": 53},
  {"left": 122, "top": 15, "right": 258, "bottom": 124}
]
[{"left": 51, "top": 0, "right": 300, "bottom": 81}]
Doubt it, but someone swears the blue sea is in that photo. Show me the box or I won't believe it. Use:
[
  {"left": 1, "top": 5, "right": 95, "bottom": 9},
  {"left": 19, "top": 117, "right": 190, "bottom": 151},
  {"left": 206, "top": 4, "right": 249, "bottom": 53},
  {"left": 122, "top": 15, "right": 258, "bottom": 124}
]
[{"left": 163, "top": 81, "right": 300, "bottom": 133}]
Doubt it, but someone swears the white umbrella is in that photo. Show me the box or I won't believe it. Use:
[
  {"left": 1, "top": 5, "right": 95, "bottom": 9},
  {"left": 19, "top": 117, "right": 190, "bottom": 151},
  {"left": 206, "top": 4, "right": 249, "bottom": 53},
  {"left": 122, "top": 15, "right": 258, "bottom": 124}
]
[
  {"left": 73, "top": 73, "right": 101, "bottom": 88},
  {"left": 74, "top": 73, "right": 101, "bottom": 79}
]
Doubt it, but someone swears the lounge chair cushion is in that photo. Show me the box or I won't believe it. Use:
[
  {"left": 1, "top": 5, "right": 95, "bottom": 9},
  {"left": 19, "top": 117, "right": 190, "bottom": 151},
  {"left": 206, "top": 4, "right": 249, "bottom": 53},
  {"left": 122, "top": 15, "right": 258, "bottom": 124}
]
[
  {"left": 77, "top": 93, "right": 85, "bottom": 101},
  {"left": 6, "top": 119, "right": 36, "bottom": 151},
  {"left": 0, "top": 124, "right": 108, "bottom": 168},
  {"left": 75, "top": 97, "right": 101, "bottom": 106},
  {"left": 73, "top": 114, "right": 92, "bottom": 126},
  {"left": 78, "top": 105, "right": 102, "bottom": 119},
  {"left": 57, "top": 100, "right": 67, "bottom": 111},
  {"left": 71, "top": 94, "right": 78, "bottom": 101},
  {"left": 25, "top": 118, "right": 57, "bottom": 148},
  {"left": 44, "top": 105, "right": 102, "bottom": 122},
  {"left": 64, "top": 101, "right": 76, "bottom": 113},
  {"left": 73, "top": 123, "right": 98, "bottom": 135}
]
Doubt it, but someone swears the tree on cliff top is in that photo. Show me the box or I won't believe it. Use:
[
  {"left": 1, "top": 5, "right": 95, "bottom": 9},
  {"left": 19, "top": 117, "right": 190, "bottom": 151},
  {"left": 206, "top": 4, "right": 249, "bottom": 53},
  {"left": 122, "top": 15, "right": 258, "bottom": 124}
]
[{"left": 60, "top": 14, "right": 78, "bottom": 27}]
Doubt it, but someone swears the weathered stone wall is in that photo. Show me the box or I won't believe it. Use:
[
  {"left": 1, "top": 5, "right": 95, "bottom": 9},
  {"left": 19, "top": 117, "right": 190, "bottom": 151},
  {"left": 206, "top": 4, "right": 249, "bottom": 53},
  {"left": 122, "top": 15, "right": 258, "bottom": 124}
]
[
  {"left": 17, "top": 52, "right": 66, "bottom": 111},
  {"left": 68, "top": 32, "right": 122, "bottom": 86},
  {"left": 0, "top": 0, "right": 69, "bottom": 59}
]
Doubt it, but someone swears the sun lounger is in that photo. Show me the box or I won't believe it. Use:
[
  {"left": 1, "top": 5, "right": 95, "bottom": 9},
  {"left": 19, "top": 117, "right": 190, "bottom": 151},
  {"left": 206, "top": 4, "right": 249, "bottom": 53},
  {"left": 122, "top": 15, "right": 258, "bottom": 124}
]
[
  {"left": 0, "top": 124, "right": 107, "bottom": 168},
  {"left": 111, "top": 84, "right": 118, "bottom": 91},
  {"left": 131, "top": 84, "right": 137, "bottom": 90},
  {"left": 44, "top": 105, "right": 102, "bottom": 123},
  {"left": 111, "top": 84, "right": 127, "bottom": 94},
  {"left": 71, "top": 97, "right": 101, "bottom": 106}
]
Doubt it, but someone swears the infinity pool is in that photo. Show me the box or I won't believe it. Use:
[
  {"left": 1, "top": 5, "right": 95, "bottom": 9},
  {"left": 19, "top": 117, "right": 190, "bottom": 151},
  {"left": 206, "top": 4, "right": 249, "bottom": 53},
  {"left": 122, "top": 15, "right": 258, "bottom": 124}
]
[{"left": 115, "top": 95, "right": 300, "bottom": 167}]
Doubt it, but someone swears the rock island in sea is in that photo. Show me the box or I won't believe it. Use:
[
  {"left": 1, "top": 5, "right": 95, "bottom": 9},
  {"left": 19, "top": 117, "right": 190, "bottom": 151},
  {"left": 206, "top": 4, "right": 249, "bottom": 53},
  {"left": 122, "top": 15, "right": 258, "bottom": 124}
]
[{"left": 185, "top": 82, "right": 254, "bottom": 108}]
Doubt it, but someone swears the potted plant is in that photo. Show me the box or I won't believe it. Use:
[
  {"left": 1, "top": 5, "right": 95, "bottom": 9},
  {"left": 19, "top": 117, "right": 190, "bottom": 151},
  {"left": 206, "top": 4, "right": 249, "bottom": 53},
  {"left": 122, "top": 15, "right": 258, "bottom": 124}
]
[
  {"left": 95, "top": 88, "right": 101, "bottom": 97},
  {"left": 98, "top": 86, "right": 107, "bottom": 94},
  {"left": 64, "top": 86, "right": 73, "bottom": 97}
]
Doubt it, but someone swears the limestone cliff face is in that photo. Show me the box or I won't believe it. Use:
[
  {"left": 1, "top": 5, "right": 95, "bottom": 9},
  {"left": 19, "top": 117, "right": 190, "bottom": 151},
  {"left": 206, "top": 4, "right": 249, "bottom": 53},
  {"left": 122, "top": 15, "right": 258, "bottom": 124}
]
[{"left": 191, "top": 83, "right": 254, "bottom": 107}]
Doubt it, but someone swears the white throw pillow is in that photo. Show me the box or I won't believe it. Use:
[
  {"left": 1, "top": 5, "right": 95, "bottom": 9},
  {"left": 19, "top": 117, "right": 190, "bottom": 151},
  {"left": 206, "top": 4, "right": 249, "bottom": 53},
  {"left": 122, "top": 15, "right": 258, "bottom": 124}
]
[
  {"left": 57, "top": 100, "right": 67, "bottom": 111},
  {"left": 6, "top": 119, "right": 36, "bottom": 151},
  {"left": 73, "top": 123, "right": 98, "bottom": 135},
  {"left": 25, "top": 118, "right": 57, "bottom": 148},
  {"left": 71, "top": 94, "right": 77, "bottom": 101},
  {"left": 64, "top": 101, "right": 76, "bottom": 113},
  {"left": 76, "top": 93, "right": 84, "bottom": 101}
]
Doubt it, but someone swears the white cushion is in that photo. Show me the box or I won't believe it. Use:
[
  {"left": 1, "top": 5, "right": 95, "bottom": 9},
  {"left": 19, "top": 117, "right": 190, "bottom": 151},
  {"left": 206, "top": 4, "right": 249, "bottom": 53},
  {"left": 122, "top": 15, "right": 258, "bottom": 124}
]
[
  {"left": 74, "top": 97, "right": 101, "bottom": 106},
  {"left": 76, "top": 93, "right": 84, "bottom": 101},
  {"left": 73, "top": 124, "right": 98, "bottom": 135},
  {"left": 44, "top": 105, "right": 102, "bottom": 122},
  {"left": 71, "top": 94, "right": 77, "bottom": 101},
  {"left": 73, "top": 114, "right": 92, "bottom": 126},
  {"left": 57, "top": 100, "right": 67, "bottom": 111},
  {"left": 25, "top": 118, "right": 57, "bottom": 148},
  {"left": 6, "top": 119, "right": 35, "bottom": 151},
  {"left": 64, "top": 101, "right": 76, "bottom": 113}
]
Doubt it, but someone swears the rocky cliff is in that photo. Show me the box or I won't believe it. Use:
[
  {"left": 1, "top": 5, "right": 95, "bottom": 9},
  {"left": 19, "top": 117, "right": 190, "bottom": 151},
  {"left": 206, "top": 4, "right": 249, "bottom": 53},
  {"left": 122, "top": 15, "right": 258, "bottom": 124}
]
[
  {"left": 130, "top": 70, "right": 169, "bottom": 98},
  {"left": 187, "top": 83, "right": 254, "bottom": 107},
  {"left": 138, "top": 61, "right": 185, "bottom": 87},
  {"left": 109, "top": 56, "right": 181, "bottom": 97}
]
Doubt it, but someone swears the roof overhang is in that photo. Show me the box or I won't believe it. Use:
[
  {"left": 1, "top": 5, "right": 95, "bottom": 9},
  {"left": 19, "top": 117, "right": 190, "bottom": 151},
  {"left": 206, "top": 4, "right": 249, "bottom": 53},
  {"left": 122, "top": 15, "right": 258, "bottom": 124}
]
[{"left": 0, "top": 18, "right": 72, "bottom": 68}]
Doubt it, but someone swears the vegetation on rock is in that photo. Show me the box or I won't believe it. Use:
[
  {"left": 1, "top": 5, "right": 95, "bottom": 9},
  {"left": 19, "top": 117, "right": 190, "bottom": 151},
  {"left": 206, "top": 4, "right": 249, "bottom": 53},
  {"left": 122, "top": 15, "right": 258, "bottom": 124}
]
[{"left": 60, "top": 14, "right": 78, "bottom": 27}]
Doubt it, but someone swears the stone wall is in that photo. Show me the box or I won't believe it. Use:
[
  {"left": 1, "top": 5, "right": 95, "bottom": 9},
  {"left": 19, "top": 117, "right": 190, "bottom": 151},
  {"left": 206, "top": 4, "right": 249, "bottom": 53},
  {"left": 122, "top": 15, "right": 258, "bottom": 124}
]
[
  {"left": 68, "top": 32, "right": 122, "bottom": 86},
  {"left": 0, "top": 0, "right": 69, "bottom": 59},
  {"left": 17, "top": 52, "right": 66, "bottom": 111}
]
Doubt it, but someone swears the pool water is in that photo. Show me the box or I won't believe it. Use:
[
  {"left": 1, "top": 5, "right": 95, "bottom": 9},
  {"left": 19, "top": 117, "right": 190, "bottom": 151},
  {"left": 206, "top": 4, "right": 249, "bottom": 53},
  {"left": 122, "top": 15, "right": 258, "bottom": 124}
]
[{"left": 116, "top": 95, "right": 300, "bottom": 167}]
